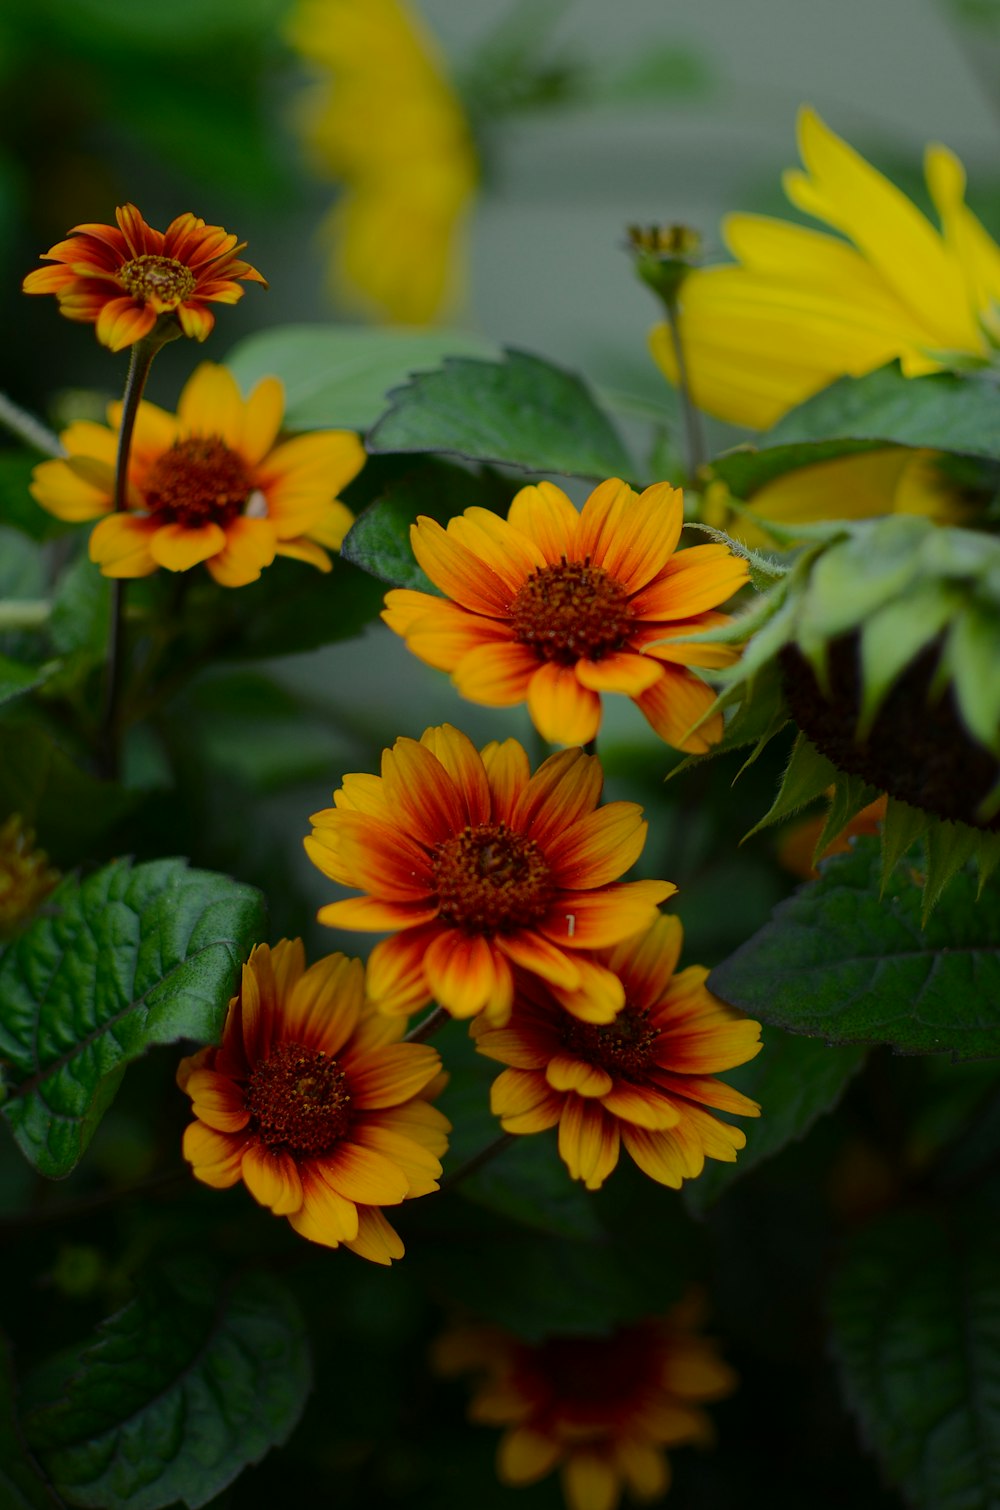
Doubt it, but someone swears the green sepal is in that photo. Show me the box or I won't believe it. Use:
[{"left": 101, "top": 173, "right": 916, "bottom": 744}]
[
  {"left": 880, "top": 798, "right": 932, "bottom": 890},
  {"left": 923, "top": 822, "right": 982, "bottom": 920},
  {"left": 943, "top": 603, "right": 1000, "bottom": 755},
  {"left": 856, "top": 582, "right": 961, "bottom": 739},
  {"left": 681, "top": 519, "right": 788, "bottom": 588},
  {"left": 743, "top": 732, "right": 837, "bottom": 841},
  {"left": 813, "top": 772, "right": 882, "bottom": 861}
]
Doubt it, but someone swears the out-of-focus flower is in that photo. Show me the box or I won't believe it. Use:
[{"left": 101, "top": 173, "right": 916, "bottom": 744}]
[
  {"left": 474, "top": 914, "right": 760, "bottom": 1191},
  {"left": 286, "top": 0, "right": 477, "bottom": 324},
  {"left": 23, "top": 205, "right": 266, "bottom": 351},
  {"left": 651, "top": 108, "right": 1000, "bottom": 431},
  {"left": 0, "top": 815, "right": 59, "bottom": 935},
  {"left": 178, "top": 940, "right": 449, "bottom": 1263},
  {"left": 305, "top": 724, "right": 675, "bottom": 1026},
  {"left": 383, "top": 479, "right": 748, "bottom": 749},
  {"left": 433, "top": 1297, "right": 737, "bottom": 1510},
  {"left": 29, "top": 363, "right": 364, "bottom": 586}
]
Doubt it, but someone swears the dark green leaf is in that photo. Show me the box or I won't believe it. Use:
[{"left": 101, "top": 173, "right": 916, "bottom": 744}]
[
  {"left": 829, "top": 1201, "right": 1000, "bottom": 1510},
  {"left": 769, "top": 364, "right": 1000, "bottom": 461},
  {"left": 367, "top": 348, "right": 634, "bottom": 480},
  {"left": 0, "top": 452, "right": 56, "bottom": 541},
  {"left": 49, "top": 553, "right": 109, "bottom": 659},
  {"left": 225, "top": 325, "right": 499, "bottom": 433},
  {"left": 0, "top": 725, "right": 137, "bottom": 864},
  {"left": 208, "top": 557, "right": 385, "bottom": 660},
  {"left": 0, "top": 527, "right": 44, "bottom": 598},
  {"left": 26, "top": 1262, "right": 310, "bottom": 1510},
  {"left": 0, "top": 1336, "right": 64, "bottom": 1509},
  {"left": 709, "top": 839, "right": 1000, "bottom": 1059},
  {"left": 0, "top": 857, "right": 265, "bottom": 1177},
  {"left": 0, "top": 654, "right": 48, "bottom": 706},
  {"left": 685, "top": 1029, "right": 867, "bottom": 1212}
]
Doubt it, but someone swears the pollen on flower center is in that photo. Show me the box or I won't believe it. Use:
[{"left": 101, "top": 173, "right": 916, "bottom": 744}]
[
  {"left": 433, "top": 823, "right": 551, "bottom": 933},
  {"left": 511, "top": 560, "right": 633, "bottom": 664},
  {"left": 118, "top": 253, "right": 197, "bottom": 307},
  {"left": 245, "top": 1041, "right": 351, "bottom": 1156},
  {"left": 144, "top": 437, "right": 252, "bottom": 528},
  {"left": 563, "top": 1006, "right": 658, "bottom": 1079}
]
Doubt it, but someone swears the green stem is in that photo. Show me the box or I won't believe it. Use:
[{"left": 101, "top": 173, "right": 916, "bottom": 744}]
[
  {"left": 0, "top": 391, "right": 64, "bottom": 457},
  {"left": 98, "top": 338, "right": 160, "bottom": 782},
  {"left": 0, "top": 599, "right": 51, "bottom": 631},
  {"left": 442, "top": 1131, "right": 515, "bottom": 1192},
  {"left": 665, "top": 295, "right": 705, "bottom": 483}
]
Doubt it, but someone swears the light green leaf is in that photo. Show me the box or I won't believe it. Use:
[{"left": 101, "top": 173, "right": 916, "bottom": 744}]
[{"left": 0, "top": 858, "right": 265, "bottom": 1177}]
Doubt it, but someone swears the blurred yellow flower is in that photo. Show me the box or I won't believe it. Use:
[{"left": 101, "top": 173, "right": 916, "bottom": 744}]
[
  {"left": 287, "top": 0, "right": 477, "bottom": 324},
  {"left": 0, "top": 816, "right": 59, "bottom": 935},
  {"left": 651, "top": 107, "right": 1000, "bottom": 430}
]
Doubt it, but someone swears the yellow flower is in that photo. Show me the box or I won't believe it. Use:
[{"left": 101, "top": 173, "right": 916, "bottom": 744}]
[
  {"left": 433, "top": 1297, "right": 737, "bottom": 1510},
  {"left": 651, "top": 107, "right": 1000, "bottom": 431},
  {"left": 23, "top": 204, "right": 265, "bottom": 351},
  {"left": 287, "top": 0, "right": 477, "bottom": 324},
  {"left": 383, "top": 479, "right": 749, "bottom": 750},
  {"left": 0, "top": 815, "right": 59, "bottom": 935},
  {"left": 178, "top": 940, "right": 450, "bottom": 1263},
  {"left": 475, "top": 914, "right": 761, "bottom": 1191},
  {"left": 29, "top": 363, "right": 364, "bottom": 586}
]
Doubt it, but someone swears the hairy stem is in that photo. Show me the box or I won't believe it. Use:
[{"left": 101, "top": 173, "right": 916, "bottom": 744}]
[{"left": 665, "top": 297, "right": 705, "bottom": 482}]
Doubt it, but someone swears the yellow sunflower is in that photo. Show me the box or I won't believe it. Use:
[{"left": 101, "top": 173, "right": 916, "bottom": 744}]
[
  {"left": 178, "top": 940, "right": 450, "bottom": 1263},
  {"left": 474, "top": 914, "right": 761, "bottom": 1191},
  {"left": 305, "top": 723, "right": 675, "bottom": 1026},
  {"left": 0, "top": 815, "right": 59, "bottom": 936},
  {"left": 23, "top": 204, "right": 265, "bottom": 351},
  {"left": 29, "top": 363, "right": 365, "bottom": 586},
  {"left": 433, "top": 1297, "right": 737, "bottom": 1510},
  {"left": 383, "top": 479, "right": 749, "bottom": 749},
  {"left": 651, "top": 107, "right": 1000, "bottom": 431}
]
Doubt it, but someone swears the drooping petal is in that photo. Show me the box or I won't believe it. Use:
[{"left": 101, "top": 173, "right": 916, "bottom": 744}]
[
  {"left": 490, "top": 1068, "right": 563, "bottom": 1133},
  {"left": 526, "top": 662, "right": 602, "bottom": 746},
  {"left": 241, "top": 1144, "right": 304, "bottom": 1215},
  {"left": 423, "top": 930, "right": 510, "bottom": 1020},
  {"left": 344, "top": 1204, "right": 405, "bottom": 1265},
  {"left": 88, "top": 513, "right": 159, "bottom": 577},
  {"left": 497, "top": 1428, "right": 562, "bottom": 1486},
  {"left": 182, "top": 1121, "right": 246, "bottom": 1187},
  {"left": 149, "top": 521, "right": 227, "bottom": 572},
  {"left": 557, "top": 1095, "right": 620, "bottom": 1189},
  {"left": 635, "top": 664, "right": 723, "bottom": 753},
  {"left": 365, "top": 926, "right": 440, "bottom": 1015},
  {"left": 288, "top": 1165, "right": 360, "bottom": 1245}
]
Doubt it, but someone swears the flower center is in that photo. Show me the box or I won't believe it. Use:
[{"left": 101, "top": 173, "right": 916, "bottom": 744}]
[
  {"left": 534, "top": 1327, "right": 656, "bottom": 1411},
  {"left": 245, "top": 1041, "right": 351, "bottom": 1157},
  {"left": 433, "top": 823, "right": 551, "bottom": 933},
  {"left": 144, "top": 437, "right": 252, "bottom": 528},
  {"left": 511, "top": 560, "right": 633, "bottom": 664},
  {"left": 118, "top": 253, "right": 197, "bottom": 308},
  {"left": 563, "top": 1006, "right": 658, "bottom": 1080}
]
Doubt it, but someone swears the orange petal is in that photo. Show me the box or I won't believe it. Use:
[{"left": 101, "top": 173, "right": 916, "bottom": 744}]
[
  {"left": 490, "top": 1067, "right": 563, "bottom": 1132},
  {"left": 541, "top": 880, "right": 674, "bottom": 949},
  {"left": 343, "top": 1205, "right": 406, "bottom": 1265},
  {"left": 574, "top": 652, "right": 663, "bottom": 696},
  {"left": 557, "top": 1096, "right": 620, "bottom": 1189},
  {"left": 88, "top": 513, "right": 159, "bottom": 577},
  {"left": 410, "top": 516, "right": 514, "bottom": 617},
  {"left": 512, "top": 748, "right": 602, "bottom": 845},
  {"left": 606, "top": 913, "right": 684, "bottom": 1005},
  {"left": 448, "top": 507, "right": 545, "bottom": 591},
  {"left": 318, "top": 1140, "right": 410, "bottom": 1205},
  {"left": 418, "top": 724, "right": 492, "bottom": 825},
  {"left": 423, "top": 931, "right": 513, "bottom": 1022},
  {"left": 549, "top": 956, "right": 627, "bottom": 1023},
  {"left": 635, "top": 665, "right": 723, "bottom": 753},
  {"left": 576, "top": 477, "right": 633, "bottom": 564},
  {"left": 601, "top": 1083, "right": 682, "bottom": 1130},
  {"left": 95, "top": 296, "right": 157, "bottom": 351},
  {"left": 596, "top": 480, "right": 684, "bottom": 593},
  {"left": 496, "top": 930, "right": 581, "bottom": 990},
  {"left": 182, "top": 1121, "right": 246, "bottom": 1186},
  {"left": 346, "top": 1041, "right": 442, "bottom": 1108},
  {"left": 506, "top": 481, "right": 581, "bottom": 564},
  {"left": 497, "top": 1427, "right": 562, "bottom": 1486},
  {"left": 240, "top": 1144, "right": 304, "bottom": 1215},
  {"left": 545, "top": 803, "right": 648, "bottom": 888},
  {"left": 481, "top": 738, "right": 531, "bottom": 823},
  {"left": 203, "top": 516, "right": 276, "bottom": 587},
  {"left": 365, "top": 928, "right": 438, "bottom": 1016},
  {"left": 453, "top": 641, "right": 540, "bottom": 706},
  {"left": 526, "top": 662, "right": 602, "bottom": 746},
  {"left": 284, "top": 951, "right": 364, "bottom": 1054},
  {"left": 183, "top": 1069, "right": 250, "bottom": 1133},
  {"left": 273, "top": 537, "right": 332, "bottom": 571},
  {"left": 289, "top": 1165, "right": 359, "bottom": 1245},
  {"left": 316, "top": 896, "right": 439, "bottom": 931},
  {"left": 630, "top": 545, "right": 749, "bottom": 620},
  {"left": 149, "top": 521, "right": 227, "bottom": 572},
  {"left": 381, "top": 736, "right": 467, "bottom": 847},
  {"left": 545, "top": 1055, "right": 613, "bottom": 1097}
]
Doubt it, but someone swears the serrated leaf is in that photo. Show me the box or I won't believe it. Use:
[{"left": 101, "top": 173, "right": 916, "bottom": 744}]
[
  {"left": 0, "top": 857, "right": 265, "bottom": 1177},
  {"left": 813, "top": 772, "right": 882, "bottom": 859},
  {"left": 225, "top": 325, "right": 499, "bottom": 432},
  {"left": 744, "top": 732, "right": 837, "bottom": 839},
  {"left": 367, "top": 348, "right": 634, "bottom": 480},
  {"left": 923, "top": 822, "right": 982, "bottom": 921},
  {"left": 0, "top": 1336, "right": 64, "bottom": 1509},
  {"left": 829, "top": 1202, "right": 1000, "bottom": 1510},
  {"left": 881, "top": 798, "right": 932, "bottom": 888},
  {"left": 685, "top": 1029, "right": 867, "bottom": 1212},
  {"left": 26, "top": 1262, "right": 310, "bottom": 1510},
  {"left": 709, "top": 838, "right": 1000, "bottom": 1058}
]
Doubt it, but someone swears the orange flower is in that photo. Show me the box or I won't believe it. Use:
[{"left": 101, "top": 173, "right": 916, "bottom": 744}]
[
  {"left": 305, "top": 724, "right": 675, "bottom": 1026},
  {"left": 23, "top": 204, "right": 266, "bottom": 351},
  {"left": 474, "top": 915, "right": 761, "bottom": 1190},
  {"left": 433, "top": 1298, "right": 737, "bottom": 1510},
  {"left": 29, "top": 363, "right": 365, "bottom": 585},
  {"left": 382, "top": 479, "right": 749, "bottom": 750},
  {"left": 178, "top": 940, "right": 449, "bottom": 1263}
]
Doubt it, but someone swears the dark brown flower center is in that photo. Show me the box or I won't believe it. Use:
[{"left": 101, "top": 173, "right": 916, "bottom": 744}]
[
  {"left": 245, "top": 1041, "right": 351, "bottom": 1156},
  {"left": 781, "top": 637, "right": 1000, "bottom": 830},
  {"left": 433, "top": 823, "right": 551, "bottom": 933},
  {"left": 144, "top": 437, "right": 252, "bottom": 528},
  {"left": 562, "top": 1006, "right": 658, "bottom": 1080},
  {"left": 533, "top": 1326, "right": 658, "bottom": 1410},
  {"left": 118, "top": 253, "right": 197, "bottom": 307},
  {"left": 511, "top": 560, "right": 633, "bottom": 664}
]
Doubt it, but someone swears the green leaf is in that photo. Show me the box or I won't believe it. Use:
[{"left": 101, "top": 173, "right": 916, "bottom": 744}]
[
  {"left": 225, "top": 325, "right": 500, "bottom": 433},
  {"left": 0, "top": 1337, "right": 64, "bottom": 1509},
  {"left": 685, "top": 1030, "right": 867, "bottom": 1212},
  {"left": 0, "top": 653, "right": 48, "bottom": 706},
  {"left": 367, "top": 348, "right": 634, "bottom": 480},
  {"left": 26, "top": 1262, "right": 310, "bottom": 1510},
  {"left": 0, "top": 857, "right": 265, "bottom": 1177},
  {"left": 743, "top": 731, "right": 837, "bottom": 839},
  {"left": 709, "top": 838, "right": 1000, "bottom": 1059},
  {"left": 0, "top": 725, "right": 137, "bottom": 863},
  {"left": 342, "top": 460, "right": 513, "bottom": 590},
  {"left": 49, "top": 553, "right": 109, "bottom": 659},
  {"left": 829, "top": 1202, "right": 1000, "bottom": 1510},
  {"left": 769, "top": 364, "right": 1000, "bottom": 461},
  {"left": 0, "top": 452, "right": 56, "bottom": 541},
  {"left": 208, "top": 557, "right": 386, "bottom": 660}
]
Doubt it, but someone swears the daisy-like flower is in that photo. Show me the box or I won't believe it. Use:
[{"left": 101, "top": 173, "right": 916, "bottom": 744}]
[
  {"left": 382, "top": 479, "right": 749, "bottom": 750},
  {"left": 474, "top": 914, "right": 761, "bottom": 1191},
  {"left": 177, "top": 940, "right": 449, "bottom": 1264},
  {"left": 433, "top": 1298, "right": 737, "bottom": 1510},
  {"left": 29, "top": 363, "right": 364, "bottom": 586},
  {"left": 650, "top": 107, "right": 1000, "bottom": 431},
  {"left": 286, "top": 0, "right": 477, "bottom": 324},
  {"left": 305, "top": 724, "right": 675, "bottom": 1026},
  {"left": 23, "top": 204, "right": 266, "bottom": 352},
  {"left": 0, "top": 815, "right": 59, "bottom": 936}
]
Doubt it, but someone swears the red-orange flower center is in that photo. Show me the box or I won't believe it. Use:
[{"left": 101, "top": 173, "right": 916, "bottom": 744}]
[
  {"left": 433, "top": 823, "right": 551, "bottom": 933},
  {"left": 245, "top": 1041, "right": 351, "bottom": 1156},
  {"left": 532, "top": 1328, "right": 658, "bottom": 1412},
  {"left": 511, "top": 561, "right": 633, "bottom": 664},
  {"left": 563, "top": 1006, "right": 657, "bottom": 1079},
  {"left": 118, "top": 253, "right": 197, "bottom": 307},
  {"left": 145, "top": 437, "right": 252, "bottom": 527}
]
